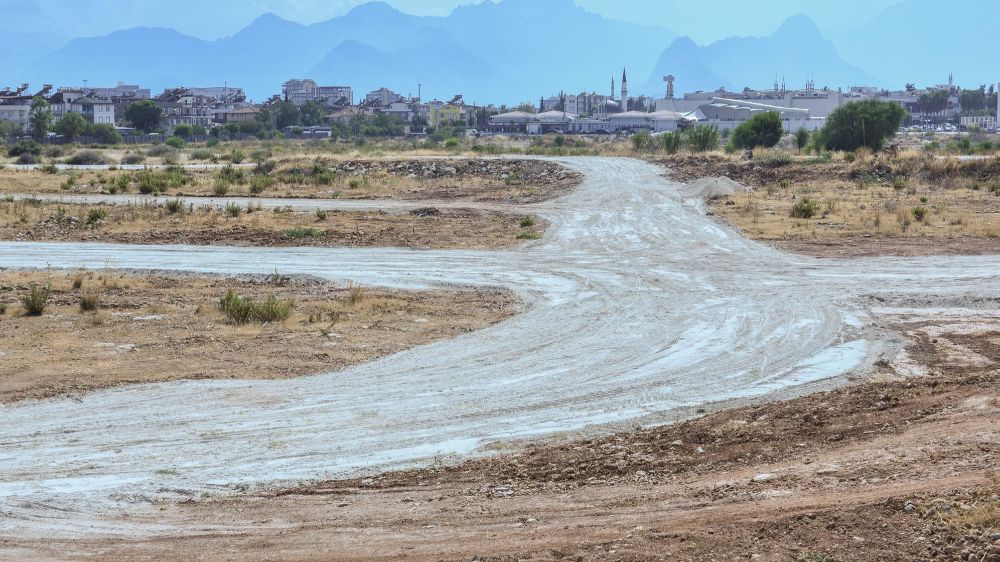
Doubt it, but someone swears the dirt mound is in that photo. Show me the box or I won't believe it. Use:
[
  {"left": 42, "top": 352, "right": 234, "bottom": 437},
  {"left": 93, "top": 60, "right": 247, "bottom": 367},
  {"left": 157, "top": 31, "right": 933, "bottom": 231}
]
[{"left": 679, "top": 176, "right": 751, "bottom": 199}]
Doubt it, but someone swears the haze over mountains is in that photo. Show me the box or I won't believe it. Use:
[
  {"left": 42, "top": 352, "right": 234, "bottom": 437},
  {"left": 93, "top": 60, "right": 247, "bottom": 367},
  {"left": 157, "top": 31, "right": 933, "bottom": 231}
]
[{"left": 2, "top": 0, "right": 996, "bottom": 103}]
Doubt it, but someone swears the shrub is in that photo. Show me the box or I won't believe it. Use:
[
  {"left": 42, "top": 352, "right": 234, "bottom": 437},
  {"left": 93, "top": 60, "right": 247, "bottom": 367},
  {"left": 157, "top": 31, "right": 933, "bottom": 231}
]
[
  {"left": 911, "top": 206, "right": 928, "bottom": 221},
  {"left": 348, "top": 283, "right": 366, "bottom": 305},
  {"left": 189, "top": 148, "right": 214, "bottom": 161},
  {"left": 206, "top": 138, "right": 220, "bottom": 148},
  {"left": 65, "top": 150, "right": 108, "bottom": 165},
  {"left": 685, "top": 126, "right": 721, "bottom": 152},
  {"left": 631, "top": 132, "right": 652, "bottom": 151},
  {"left": 795, "top": 128, "right": 811, "bottom": 153},
  {"left": 520, "top": 215, "right": 536, "bottom": 228},
  {"left": 136, "top": 170, "right": 169, "bottom": 194},
  {"left": 249, "top": 175, "right": 275, "bottom": 195},
  {"left": 444, "top": 137, "right": 460, "bottom": 149},
  {"left": 38, "top": 162, "right": 58, "bottom": 174},
  {"left": 86, "top": 207, "right": 107, "bottom": 225},
  {"left": 790, "top": 198, "right": 820, "bottom": 219},
  {"left": 517, "top": 230, "right": 542, "bottom": 240},
  {"left": 218, "top": 290, "right": 293, "bottom": 324},
  {"left": 0, "top": 303, "right": 5, "bottom": 315},
  {"left": 146, "top": 144, "right": 174, "bottom": 157},
  {"left": 286, "top": 227, "right": 323, "bottom": 238},
  {"left": 218, "top": 165, "right": 245, "bottom": 184},
  {"left": 730, "top": 111, "right": 784, "bottom": 150},
  {"left": 165, "top": 136, "right": 185, "bottom": 149},
  {"left": 224, "top": 202, "right": 241, "bottom": 217},
  {"left": 213, "top": 179, "right": 231, "bottom": 196},
  {"left": 661, "top": 131, "right": 683, "bottom": 154},
  {"left": 227, "top": 149, "right": 246, "bottom": 164},
  {"left": 8, "top": 140, "right": 42, "bottom": 157},
  {"left": 79, "top": 291, "right": 99, "bottom": 313},
  {"left": 315, "top": 209, "right": 328, "bottom": 221},
  {"left": 17, "top": 153, "right": 39, "bottom": 165},
  {"left": 21, "top": 283, "right": 50, "bottom": 316},
  {"left": 121, "top": 152, "right": 146, "bottom": 165},
  {"left": 165, "top": 199, "right": 183, "bottom": 214}
]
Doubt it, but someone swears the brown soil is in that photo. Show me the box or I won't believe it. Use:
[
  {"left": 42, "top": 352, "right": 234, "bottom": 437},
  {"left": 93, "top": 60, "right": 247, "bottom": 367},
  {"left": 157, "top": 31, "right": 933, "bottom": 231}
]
[
  {"left": 0, "top": 270, "right": 518, "bottom": 403},
  {"left": 772, "top": 236, "right": 1000, "bottom": 258},
  {"left": 657, "top": 153, "right": 1000, "bottom": 257},
  {"left": 31, "top": 314, "right": 1000, "bottom": 561},
  {"left": 0, "top": 200, "right": 545, "bottom": 250},
  {"left": 0, "top": 158, "right": 581, "bottom": 203}
]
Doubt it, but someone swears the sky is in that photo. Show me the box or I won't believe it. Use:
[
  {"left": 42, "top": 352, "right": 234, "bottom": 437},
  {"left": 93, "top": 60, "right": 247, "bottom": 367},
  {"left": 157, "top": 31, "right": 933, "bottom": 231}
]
[{"left": 0, "top": 0, "right": 903, "bottom": 43}]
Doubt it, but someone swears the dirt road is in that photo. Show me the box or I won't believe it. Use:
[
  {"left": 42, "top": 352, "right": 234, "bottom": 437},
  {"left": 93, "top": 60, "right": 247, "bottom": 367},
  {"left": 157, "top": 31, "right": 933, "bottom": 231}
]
[{"left": 0, "top": 158, "right": 998, "bottom": 549}]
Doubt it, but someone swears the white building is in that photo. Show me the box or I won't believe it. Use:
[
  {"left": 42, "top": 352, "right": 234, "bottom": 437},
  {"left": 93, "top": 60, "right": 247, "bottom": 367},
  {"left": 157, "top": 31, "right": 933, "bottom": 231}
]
[
  {"left": 282, "top": 79, "right": 353, "bottom": 107},
  {"left": 365, "top": 88, "right": 404, "bottom": 107},
  {"left": 696, "top": 98, "right": 824, "bottom": 133}
]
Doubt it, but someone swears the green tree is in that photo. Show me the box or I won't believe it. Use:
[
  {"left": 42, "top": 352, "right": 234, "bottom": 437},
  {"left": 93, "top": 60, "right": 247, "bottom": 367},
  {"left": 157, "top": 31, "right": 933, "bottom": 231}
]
[
  {"left": 815, "top": 99, "right": 906, "bottom": 152},
  {"left": 684, "top": 125, "right": 721, "bottom": 152},
  {"left": 124, "top": 100, "right": 162, "bottom": 133},
  {"left": 0, "top": 119, "right": 21, "bottom": 138},
  {"left": 172, "top": 123, "right": 194, "bottom": 138},
  {"left": 300, "top": 100, "right": 325, "bottom": 126},
  {"left": 274, "top": 100, "right": 302, "bottom": 129},
  {"left": 29, "top": 96, "right": 53, "bottom": 140},
  {"left": 918, "top": 89, "right": 949, "bottom": 116},
  {"left": 959, "top": 88, "right": 986, "bottom": 112},
  {"left": 55, "top": 112, "right": 87, "bottom": 141},
  {"left": 661, "top": 131, "right": 683, "bottom": 154},
  {"left": 795, "top": 128, "right": 810, "bottom": 153},
  {"left": 729, "top": 111, "right": 783, "bottom": 150},
  {"left": 84, "top": 123, "right": 122, "bottom": 145}
]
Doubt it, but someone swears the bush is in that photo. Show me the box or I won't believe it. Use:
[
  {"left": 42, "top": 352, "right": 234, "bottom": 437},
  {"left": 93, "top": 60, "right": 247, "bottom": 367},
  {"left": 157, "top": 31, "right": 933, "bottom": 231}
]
[
  {"left": 631, "top": 131, "right": 652, "bottom": 151},
  {"left": 249, "top": 175, "right": 275, "bottom": 195},
  {"left": 172, "top": 124, "right": 193, "bottom": 139},
  {"left": 315, "top": 209, "right": 328, "bottom": 221},
  {"left": 520, "top": 215, "right": 536, "bottom": 227},
  {"left": 146, "top": 144, "right": 174, "bottom": 157},
  {"left": 121, "top": 152, "right": 146, "bottom": 165},
  {"left": 86, "top": 207, "right": 107, "bottom": 225},
  {"left": 213, "top": 178, "right": 231, "bottom": 196},
  {"left": 286, "top": 227, "right": 323, "bottom": 238},
  {"left": 227, "top": 150, "right": 246, "bottom": 164},
  {"left": 165, "top": 136, "right": 185, "bottom": 149},
  {"left": 8, "top": 140, "right": 42, "bottom": 157},
  {"left": 206, "top": 138, "right": 220, "bottom": 148},
  {"left": 224, "top": 202, "right": 242, "bottom": 217},
  {"left": 730, "top": 112, "right": 784, "bottom": 150},
  {"left": 218, "top": 165, "right": 245, "bottom": 184},
  {"left": 685, "top": 126, "right": 721, "bottom": 152},
  {"left": 661, "top": 131, "right": 683, "bottom": 154},
  {"left": 16, "top": 153, "right": 39, "bottom": 165},
  {"left": 189, "top": 148, "right": 214, "bottom": 161},
  {"left": 815, "top": 99, "right": 906, "bottom": 152},
  {"left": 79, "top": 291, "right": 99, "bottom": 313},
  {"left": 65, "top": 150, "right": 108, "bottom": 165},
  {"left": 136, "top": 170, "right": 172, "bottom": 194},
  {"left": 790, "top": 198, "right": 820, "bottom": 219},
  {"left": 219, "top": 290, "right": 293, "bottom": 324},
  {"left": 911, "top": 206, "right": 928, "bottom": 221},
  {"left": 21, "top": 283, "right": 50, "bottom": 316},
  {"left": 165, "top": 199, "right": 183, "bottom": 214}
]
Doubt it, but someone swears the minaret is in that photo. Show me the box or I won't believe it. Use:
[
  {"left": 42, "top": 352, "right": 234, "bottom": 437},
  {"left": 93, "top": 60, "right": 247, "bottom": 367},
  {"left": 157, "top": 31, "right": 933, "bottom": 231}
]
[
  {"left": 621, "top": 68, "right": 629, "bottom": 112},
  {"left": 611, "top": 76, "right": 616, "bottom": 100}
]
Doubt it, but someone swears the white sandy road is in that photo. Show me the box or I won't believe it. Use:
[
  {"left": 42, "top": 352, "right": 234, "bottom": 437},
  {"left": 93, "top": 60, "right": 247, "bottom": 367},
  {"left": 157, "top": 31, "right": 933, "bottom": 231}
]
[{"left": 0, "top": 157, "right": 998, "bottom": 540}]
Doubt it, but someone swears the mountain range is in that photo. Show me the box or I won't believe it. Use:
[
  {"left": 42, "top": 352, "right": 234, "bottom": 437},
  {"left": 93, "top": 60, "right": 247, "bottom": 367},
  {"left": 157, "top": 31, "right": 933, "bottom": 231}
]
[{"left": 2, "top": 0, "right": 996, "bottom": 103}]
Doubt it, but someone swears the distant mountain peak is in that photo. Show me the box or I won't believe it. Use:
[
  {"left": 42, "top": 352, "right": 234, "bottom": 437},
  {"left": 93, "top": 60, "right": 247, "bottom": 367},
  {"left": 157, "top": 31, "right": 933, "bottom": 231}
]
[
  {"left": 346, "top": 1, "right": 403, "bottom": 18},
  {"left": 773, "top": 13, "right": 822, "bottom": 39}
]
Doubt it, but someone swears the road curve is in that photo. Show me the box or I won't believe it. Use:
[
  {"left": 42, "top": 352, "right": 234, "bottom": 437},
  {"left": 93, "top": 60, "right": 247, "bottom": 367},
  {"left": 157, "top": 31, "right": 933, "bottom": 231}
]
[{"left": 0, "top": 157, "right": 997, "bottom": 539}]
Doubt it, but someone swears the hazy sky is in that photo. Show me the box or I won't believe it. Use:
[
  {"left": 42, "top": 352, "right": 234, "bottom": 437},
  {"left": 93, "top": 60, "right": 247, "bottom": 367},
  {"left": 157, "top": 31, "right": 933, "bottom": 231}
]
[{"left": 1, "top": 0, "right": 902, "bottom": 42}]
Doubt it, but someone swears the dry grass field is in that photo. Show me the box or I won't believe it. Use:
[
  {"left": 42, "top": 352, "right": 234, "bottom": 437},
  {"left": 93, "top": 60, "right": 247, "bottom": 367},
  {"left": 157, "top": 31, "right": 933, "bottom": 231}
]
[
  {"left": 0, "top": 269, "right": 518, "bottom": 403},
  {"left": 0, "top": 198, "right": 544, "bottom": 249},
  {"left": 659, "top": 151, "right": 1000, "bottom": 256}
]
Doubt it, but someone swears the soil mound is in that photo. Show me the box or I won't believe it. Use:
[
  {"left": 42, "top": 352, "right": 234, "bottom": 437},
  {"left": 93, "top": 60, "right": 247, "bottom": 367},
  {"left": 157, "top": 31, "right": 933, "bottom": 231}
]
[{"left": 679, "top": 176, "right": 751, "bottom": 199}]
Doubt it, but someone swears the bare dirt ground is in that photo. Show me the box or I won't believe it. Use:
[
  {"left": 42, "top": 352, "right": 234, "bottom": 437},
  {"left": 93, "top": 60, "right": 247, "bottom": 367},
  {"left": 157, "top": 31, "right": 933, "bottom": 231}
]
[
  {"left": 0, "top": 269, "right": 518, "bottom": 403},
  {"left": 0, "top": 199, "right": 543, "bottom": 250},
  {"left": 27, "top": 311, "right": 999, "bottom": 561},
  {"left": 0, "top": 158, "right": 581, "bottom": 203},
  {"left": 657, "top": 153, "right": 1000, "bottom": 257}
]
